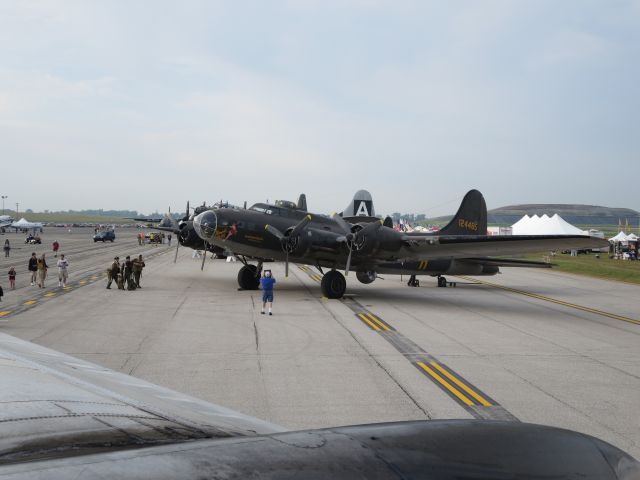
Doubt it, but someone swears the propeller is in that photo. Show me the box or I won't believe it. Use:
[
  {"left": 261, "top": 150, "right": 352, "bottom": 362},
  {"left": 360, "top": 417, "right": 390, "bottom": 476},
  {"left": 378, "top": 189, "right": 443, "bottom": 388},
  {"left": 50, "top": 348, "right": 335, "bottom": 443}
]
[
  {"left": 174, "top": 201, "right": 191, "bottom": 264},
  {"left": 331, "top": 214, "right": 383, "bottom": 275},
  {"left": 264, "top": 214, "right": 312, "bottom": 277},
  {"left": 201, "top": 241, "right": 208, "bottom": 271}
]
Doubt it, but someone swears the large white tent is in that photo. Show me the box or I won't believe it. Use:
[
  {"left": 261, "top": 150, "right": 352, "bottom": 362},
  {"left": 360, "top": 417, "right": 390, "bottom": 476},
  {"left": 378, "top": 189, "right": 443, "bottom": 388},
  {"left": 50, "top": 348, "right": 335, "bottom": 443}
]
[{"left": 511, "top": 214, "right": 587, "bottom": 236}]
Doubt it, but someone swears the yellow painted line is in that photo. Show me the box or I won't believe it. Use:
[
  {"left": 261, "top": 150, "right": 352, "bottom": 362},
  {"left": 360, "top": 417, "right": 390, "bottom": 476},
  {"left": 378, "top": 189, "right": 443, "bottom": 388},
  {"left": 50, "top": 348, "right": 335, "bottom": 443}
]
[
  {"left": 357, "top": 313, "right": 381, "bottom": 331},
  {"left": 461, "top": 277, "right": 640, "bottom": 326},
  {"left": 79, "top": 280, "right": 87, "bottom": 285},
  {"left": 365, "top": 313, "right": 391, "bottom": 331},
  {"left": 44, "top": 292, "right": 56, "bottom": 297},
  {"left": 430, "top": 362, "right": 492, "bottom": 407},
  {"left": 90, "top": 276, "right": 98, "bottom": 281},
  {"left": 312, "top": 275, "right": 322, "bottom": 282},
  {"left": 0, "top": 311, "right": 11, "bottom": 317},
  {"left": 417, "top": 361, "right": 475, "bottom": 406},
  {"left": 23, "top": 300, "right": 37, "bottom": 306}
]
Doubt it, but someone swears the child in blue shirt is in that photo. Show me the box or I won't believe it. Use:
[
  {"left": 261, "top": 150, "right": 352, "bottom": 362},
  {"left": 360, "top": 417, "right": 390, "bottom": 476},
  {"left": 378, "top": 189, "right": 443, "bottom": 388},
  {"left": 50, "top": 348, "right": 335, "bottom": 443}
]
[{"left": 260, "top": 270, "right": 276, "bottom": 315}]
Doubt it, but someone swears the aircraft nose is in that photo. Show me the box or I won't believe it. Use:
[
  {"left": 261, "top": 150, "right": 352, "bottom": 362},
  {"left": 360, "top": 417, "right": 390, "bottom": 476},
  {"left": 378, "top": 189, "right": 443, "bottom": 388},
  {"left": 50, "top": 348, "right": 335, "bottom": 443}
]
[{"left": 193, "top": 210, "right": 218, "bottom": 241}]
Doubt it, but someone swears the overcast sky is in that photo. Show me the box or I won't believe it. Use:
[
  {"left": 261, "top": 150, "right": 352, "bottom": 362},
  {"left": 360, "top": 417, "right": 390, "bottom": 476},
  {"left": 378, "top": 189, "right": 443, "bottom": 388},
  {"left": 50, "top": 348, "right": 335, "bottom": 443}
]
[{"left": 1, "top": 1, "right": 638, "bottom": 216}]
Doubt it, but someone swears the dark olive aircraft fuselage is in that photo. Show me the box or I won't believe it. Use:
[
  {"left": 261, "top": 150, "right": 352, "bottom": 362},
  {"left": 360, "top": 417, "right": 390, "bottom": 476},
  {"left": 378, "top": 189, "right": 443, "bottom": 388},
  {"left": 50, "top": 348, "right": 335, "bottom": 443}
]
[{"left": 195, "top": 204, "right": 419, "bottom": 272}]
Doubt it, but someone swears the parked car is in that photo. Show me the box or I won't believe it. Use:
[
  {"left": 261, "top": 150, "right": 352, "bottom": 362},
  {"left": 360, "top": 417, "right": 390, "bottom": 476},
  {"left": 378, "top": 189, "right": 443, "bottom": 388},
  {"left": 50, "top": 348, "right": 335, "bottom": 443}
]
[{"left": 93, "top": 231, "right": 115, "bottom": 242}]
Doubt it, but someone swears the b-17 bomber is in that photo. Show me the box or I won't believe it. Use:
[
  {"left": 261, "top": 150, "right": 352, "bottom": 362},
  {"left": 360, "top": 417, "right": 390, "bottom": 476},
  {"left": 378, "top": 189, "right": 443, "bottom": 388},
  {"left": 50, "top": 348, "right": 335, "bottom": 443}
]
[{"left": 191, "top": 189, "right": 608, "bottom": 298}]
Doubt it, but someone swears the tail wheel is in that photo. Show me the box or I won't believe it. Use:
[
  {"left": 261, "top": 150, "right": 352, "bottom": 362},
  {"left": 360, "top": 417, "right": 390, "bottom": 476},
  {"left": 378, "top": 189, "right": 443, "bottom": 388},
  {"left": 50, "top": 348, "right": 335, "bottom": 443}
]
[
  {"left": 237, "top": 265, "right": 260, "bottom": 290},
  {"left": 321, "top": 270, "right": 347, "bottom": 299}
]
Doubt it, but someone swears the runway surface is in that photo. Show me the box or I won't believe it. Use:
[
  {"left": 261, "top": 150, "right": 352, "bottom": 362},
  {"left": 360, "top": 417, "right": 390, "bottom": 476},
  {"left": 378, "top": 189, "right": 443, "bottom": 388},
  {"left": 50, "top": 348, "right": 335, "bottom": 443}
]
[{"left": 1, "top": 228, "right": 639, "bottom": 458}]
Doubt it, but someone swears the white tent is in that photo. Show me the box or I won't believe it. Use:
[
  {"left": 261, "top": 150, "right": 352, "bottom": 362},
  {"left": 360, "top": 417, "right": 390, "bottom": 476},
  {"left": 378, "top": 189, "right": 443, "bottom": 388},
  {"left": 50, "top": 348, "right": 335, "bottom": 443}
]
[
  {"left": 609, "top": 231, "right": 629, "bottom": 242},
  {"left": 625, "top": 233, "right": 638, "bottom": 242},
  {"left": 11, "top": 218, "right": 43, "bottom": 229},
  {"left": 511, "top": 214, "right": 587, "bottom": 236}
]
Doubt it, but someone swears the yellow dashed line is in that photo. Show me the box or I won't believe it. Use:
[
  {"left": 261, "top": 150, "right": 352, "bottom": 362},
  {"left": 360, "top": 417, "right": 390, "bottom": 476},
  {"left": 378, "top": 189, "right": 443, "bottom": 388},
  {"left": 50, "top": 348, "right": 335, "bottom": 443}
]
[
  {"left": 461, "top": 276, "right": 640, "bottom": 326},
  {"left": 0, "top": 311, "right": 11, "bottom": 317},
  {"left": 44, "top": 292, "right": 56, "bottom": 298},
  {"left": 365, "top": 313, "right": 391, "bottom": 331},
  {"left": 23, "top": 300, "right": 37, "bottom": 306},
  {"left": 430, "top": 362, "right": 492, "bottom": 407},
  {"left": 417, "top": 361, "right": 475, "bottom": 406},
  {"left": 79, "top": 280, "right": 87, "bottom": 285},
  {"left": 357, "top": 313, "right": 381, "bottom": 331}
]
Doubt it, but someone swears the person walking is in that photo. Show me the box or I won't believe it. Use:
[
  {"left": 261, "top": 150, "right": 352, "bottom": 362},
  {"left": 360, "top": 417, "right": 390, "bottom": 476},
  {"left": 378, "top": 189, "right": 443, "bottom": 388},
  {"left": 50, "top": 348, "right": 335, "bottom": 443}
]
[
  {"left": 122, "top": 256, "right": 134, "bottom": 290},
  {"left": 106, "top": 256, "right": 120, "bottom": 289},
  {"left": 8, "top": 267, "right": 16, "bottom": 290},
  {"left": 167, "top": 234, "right": 172, "bottom": 246},
  {"left": 132, "top": 254, "right": 145, "bottom": 288},
  {"left": 28, "top": 252, "right": 38, "bottom": 286},
  {"left": 260, "top": 270, "right": 276, "bottom": 315},
  {"left": 52, "top": 240, "right": 60, "bottom": 258},
  {"left": 3, "top": 239, "right": 10, "bottom": 258},
  {"left": 36, "top": 253, "right": 48, "bottom": 288},
  {"left": 57, "top": 254, "right": 69, "bottom": 287}
]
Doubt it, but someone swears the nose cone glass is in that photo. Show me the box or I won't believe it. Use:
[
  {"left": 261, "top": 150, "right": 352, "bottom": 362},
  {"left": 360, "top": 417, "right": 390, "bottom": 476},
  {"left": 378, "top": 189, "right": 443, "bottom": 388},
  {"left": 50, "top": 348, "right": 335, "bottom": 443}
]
[{"left": 193, "top": 210, "right": 218, "bottom": 241}]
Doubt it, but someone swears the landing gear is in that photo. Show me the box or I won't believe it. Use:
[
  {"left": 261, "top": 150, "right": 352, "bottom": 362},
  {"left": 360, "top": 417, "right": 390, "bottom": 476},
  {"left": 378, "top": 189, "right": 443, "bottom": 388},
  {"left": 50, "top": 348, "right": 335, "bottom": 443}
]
[
  {"left": 321, "top": 270, "right": 347, "bottom": 299},
  {"left": 238, "top": 265, "right": 260, "bottom": 290},
  {"left": 437, "top": 276, "right": 457, "bottom": 288},
  {"left": 407, "top": 275, "right": 420, "bottom": 287}
]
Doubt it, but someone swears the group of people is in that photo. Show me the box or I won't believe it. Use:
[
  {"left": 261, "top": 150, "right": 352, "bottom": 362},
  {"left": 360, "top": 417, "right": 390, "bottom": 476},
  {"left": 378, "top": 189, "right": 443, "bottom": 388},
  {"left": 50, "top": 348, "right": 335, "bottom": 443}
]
[
  {"left": 26, "top": 252, "right": 70, "bottom": 288},
  {"left": 106, "top": 255, "right": 145, "bottom": 291},
  {"left": 137, "top": 232, "right": 171, "bottom": 246}
]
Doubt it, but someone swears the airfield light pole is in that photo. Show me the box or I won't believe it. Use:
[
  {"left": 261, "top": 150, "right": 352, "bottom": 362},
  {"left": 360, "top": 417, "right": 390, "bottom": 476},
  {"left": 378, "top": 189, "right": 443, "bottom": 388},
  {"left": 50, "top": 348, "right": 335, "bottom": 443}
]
[
  {"left": 1, "top": 195, "right": 6, "bottom": 215},
  {"left": 15, "top": 203, "right": 19, "bottom": 216}
]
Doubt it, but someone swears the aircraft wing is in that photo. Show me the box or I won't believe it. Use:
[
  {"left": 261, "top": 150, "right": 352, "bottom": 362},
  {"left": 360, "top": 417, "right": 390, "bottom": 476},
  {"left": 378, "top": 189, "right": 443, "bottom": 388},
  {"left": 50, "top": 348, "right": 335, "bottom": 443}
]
[
  {"left": 399, "top": 234, "right": 609, "bottom": 260},
  {"left": 462, "top": 257, "right": 553, "bottom": 268},
  {"left": 0, "top": 331, "right": 285, "bottom": 465},
  {"left": 0, "top": 333, "right": 637, "bottom": 478}
]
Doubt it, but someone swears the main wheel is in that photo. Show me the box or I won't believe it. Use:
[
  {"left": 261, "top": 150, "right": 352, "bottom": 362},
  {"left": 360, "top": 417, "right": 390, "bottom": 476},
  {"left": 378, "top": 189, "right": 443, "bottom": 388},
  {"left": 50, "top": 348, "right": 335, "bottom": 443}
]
[
  {"left": 437, "top": 276, "right": 447, "bottom": 288},
  {"left": 237, "top": 265, "right": 260, "bottom": 290},
  {"left": 321, "top": 270, "right": 347, "bottom": 299}
]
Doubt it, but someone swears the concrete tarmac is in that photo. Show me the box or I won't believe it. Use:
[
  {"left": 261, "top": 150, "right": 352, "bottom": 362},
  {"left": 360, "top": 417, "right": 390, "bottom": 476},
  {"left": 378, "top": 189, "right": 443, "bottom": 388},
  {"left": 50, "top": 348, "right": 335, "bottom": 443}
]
[{"left": 1, "top": 238, "right": 639, "bottom": 458}]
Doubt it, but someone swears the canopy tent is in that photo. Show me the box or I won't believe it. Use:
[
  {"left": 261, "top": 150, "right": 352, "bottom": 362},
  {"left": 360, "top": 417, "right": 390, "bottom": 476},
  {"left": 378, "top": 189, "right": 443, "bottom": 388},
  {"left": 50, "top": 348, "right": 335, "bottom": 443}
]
[
  {"left": 511, "top": 214, "right": 587, "bottom": 236},
  {"left": 609, "top": 231, "right": 630, "bottom": 242},
  {"left": 625, "top": 233, "right": 638, "bottom": 242}
]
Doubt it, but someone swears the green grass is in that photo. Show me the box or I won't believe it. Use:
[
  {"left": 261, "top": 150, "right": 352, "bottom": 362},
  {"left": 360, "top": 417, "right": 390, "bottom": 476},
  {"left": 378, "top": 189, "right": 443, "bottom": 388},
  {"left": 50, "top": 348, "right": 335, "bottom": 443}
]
[{"left": 525, "top": 253, "right": 640, "bottom": 284}]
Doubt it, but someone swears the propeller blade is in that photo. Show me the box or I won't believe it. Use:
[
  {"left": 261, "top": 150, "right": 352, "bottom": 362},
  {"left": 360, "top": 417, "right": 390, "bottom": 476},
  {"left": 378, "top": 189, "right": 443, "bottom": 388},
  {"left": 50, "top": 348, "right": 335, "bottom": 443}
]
[
  {"left": 264, "top": 224, "right": 285, "bottom": 241},
  {"left": 285, "top": 250, "right": 289, "bottom": 277},
  {"left": 185, "top": 201, "right": 190, "bottom": 221},
  {"left": 173, "top": 241, "right": 180, "bottom": 263},
  {"left": 345, "top": 246, "right": 352, "bottom": 276},
  {"left": 290, "top": 214, "right": 312, "bottom": 237},
  {"left": 331, "top": 213, "right": 353, "bottom": 236},
  {"left": 201, "top": 242, "right": 207, "bottom": 271}
]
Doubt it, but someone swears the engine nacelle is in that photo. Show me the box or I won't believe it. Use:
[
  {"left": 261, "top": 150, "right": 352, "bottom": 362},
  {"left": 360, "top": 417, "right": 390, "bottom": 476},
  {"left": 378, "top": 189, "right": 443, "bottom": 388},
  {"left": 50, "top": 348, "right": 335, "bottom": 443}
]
[{"left": 356, "top": 271, "right": 377, "bottom": 284}]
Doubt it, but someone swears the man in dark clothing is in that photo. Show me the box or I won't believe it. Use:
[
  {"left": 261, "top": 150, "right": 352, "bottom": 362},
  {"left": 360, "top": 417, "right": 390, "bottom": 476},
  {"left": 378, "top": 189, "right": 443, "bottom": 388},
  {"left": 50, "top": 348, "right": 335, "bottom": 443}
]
[
  {"left": 132, "top": 255, "right": 145, "bottom": 288},
  {"left": 260, "top": 270, "right": 276, "bottom": 315},
  {"left": 106, "top": 257, "right": 120, "bottom": 289},
  {"left": 122, "top": 256, "right": 135, "bottom": 290},
  {"left": 28, "top": 252, "right": 38, "bottom": 286}
]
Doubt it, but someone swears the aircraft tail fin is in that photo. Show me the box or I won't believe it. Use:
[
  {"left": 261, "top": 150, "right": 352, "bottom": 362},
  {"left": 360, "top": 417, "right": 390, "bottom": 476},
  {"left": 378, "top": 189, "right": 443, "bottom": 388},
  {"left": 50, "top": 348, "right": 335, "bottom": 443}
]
[
  {"left": 438, "top": 190, "right": 487, "bottom": 235},
  {"left": 342, "top": 189, "right": 375, "bottom": 218},
  {"left": 297, "top": 194, "right": 307, "bottom": 212}
]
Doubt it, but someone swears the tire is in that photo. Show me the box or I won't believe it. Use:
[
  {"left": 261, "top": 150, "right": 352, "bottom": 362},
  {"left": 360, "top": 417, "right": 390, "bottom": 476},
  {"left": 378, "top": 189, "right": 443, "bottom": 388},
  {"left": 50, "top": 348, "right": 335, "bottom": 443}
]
[
  {"left": 237, "top": 265, "right": 260, "bottom": 290},
  {"left": 321, "top": 270, "right": 347, "bottom": 299}
]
